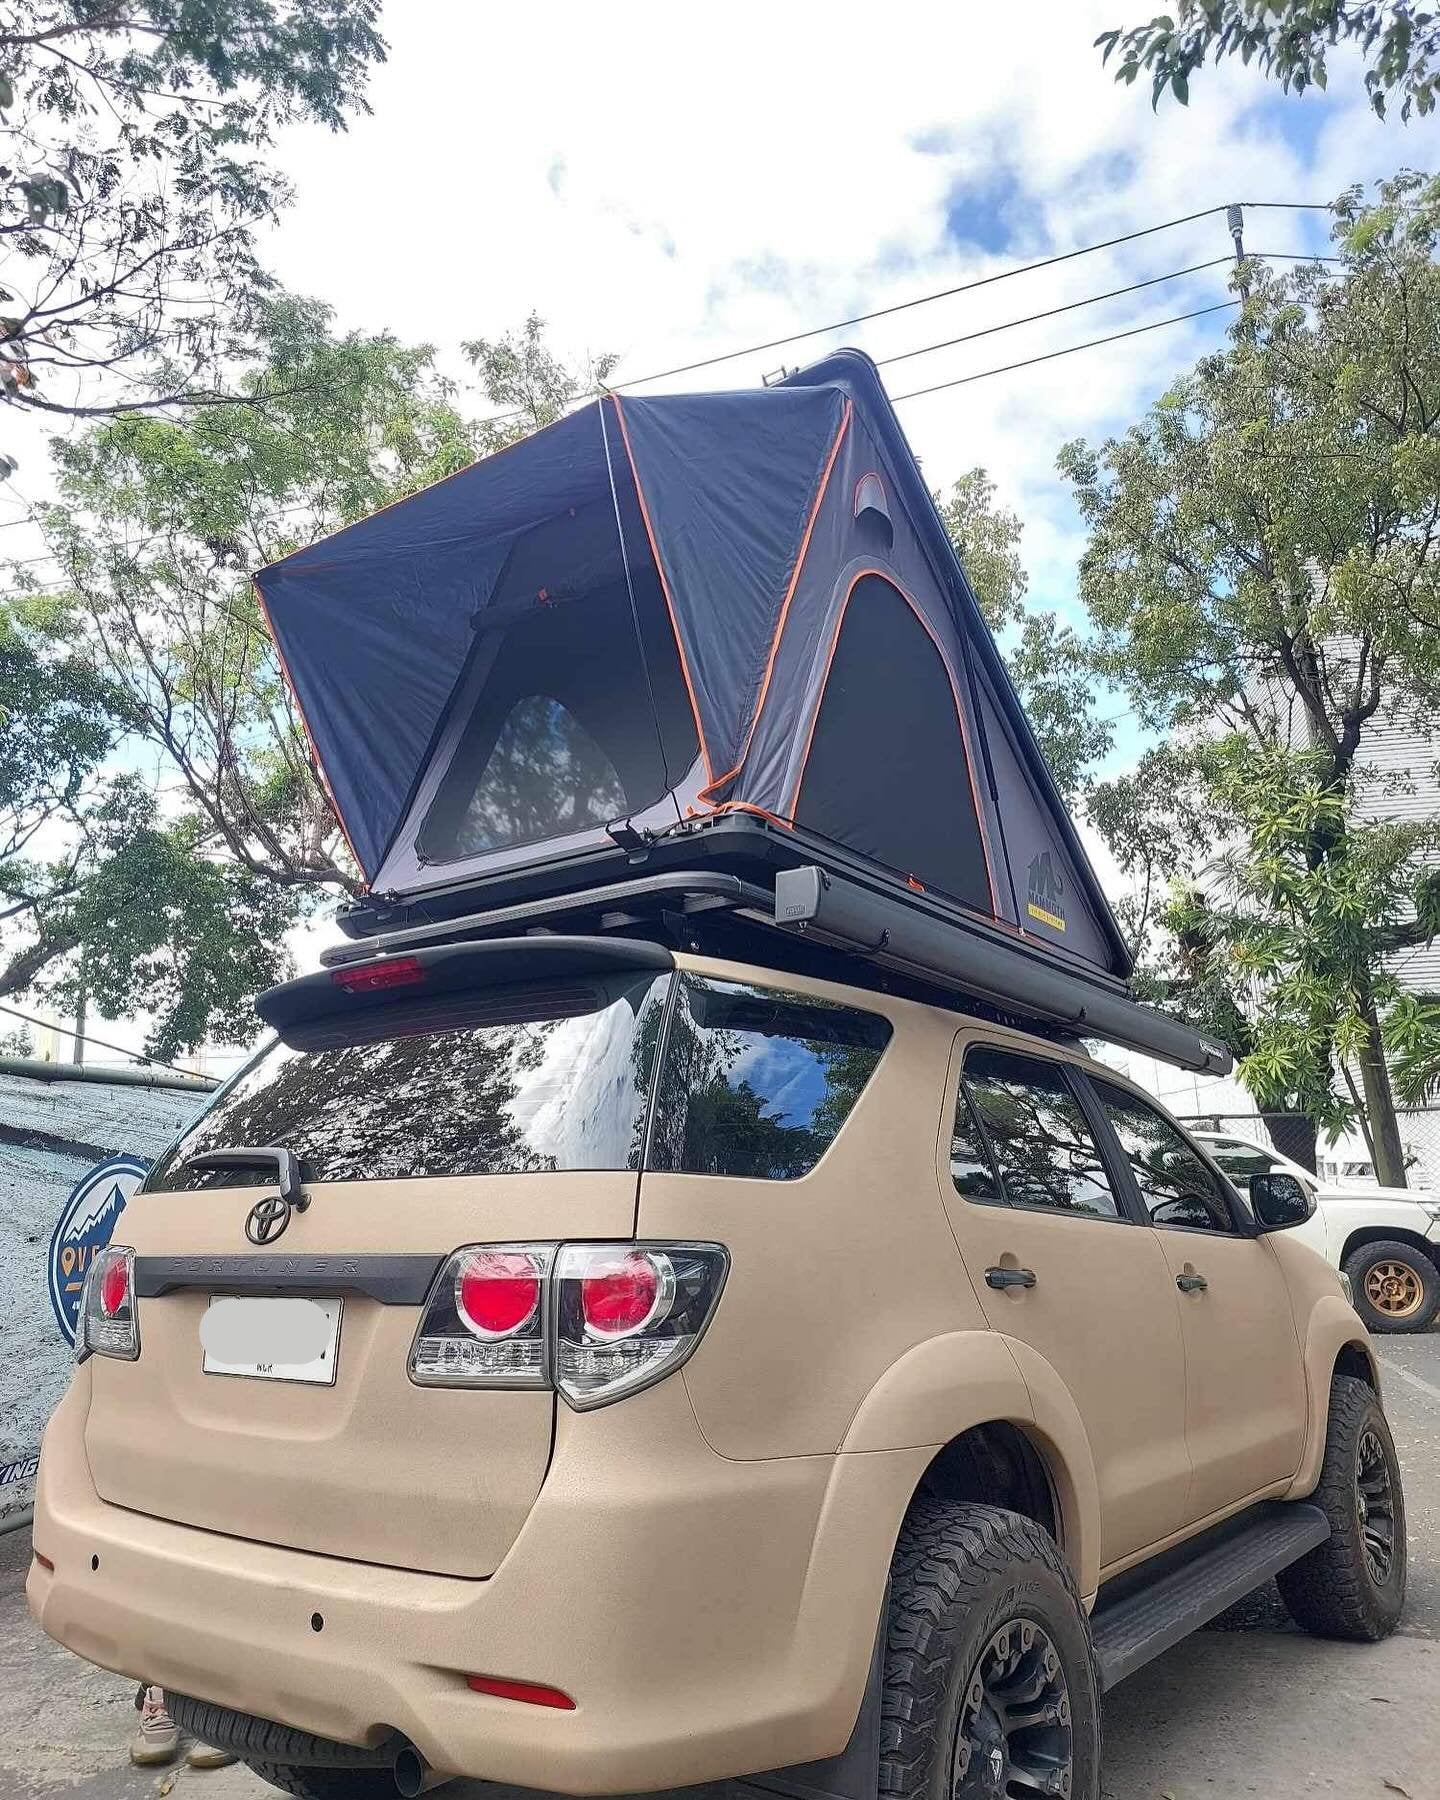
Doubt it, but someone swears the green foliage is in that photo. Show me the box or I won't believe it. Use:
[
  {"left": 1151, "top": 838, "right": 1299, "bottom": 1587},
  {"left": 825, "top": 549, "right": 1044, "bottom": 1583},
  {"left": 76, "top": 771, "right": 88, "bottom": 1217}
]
[
  {"left": 1062, "top": 174, "right": 1440, "bottom": 1174},
  {"left": 937, "top": 468, "right": 1114, "bottom": 800},
  {"left": 1383, "top": 990, "right": 1440, "bottom": 1100},
  {"left": 0, "top": 2, "right": 385, "bottom": 425},
  {"left": 463, "top": 313, "right": 617, "bottom": 453},
  {"left": 1098, "top": 2, "right": 1440, "bottom": 119}
]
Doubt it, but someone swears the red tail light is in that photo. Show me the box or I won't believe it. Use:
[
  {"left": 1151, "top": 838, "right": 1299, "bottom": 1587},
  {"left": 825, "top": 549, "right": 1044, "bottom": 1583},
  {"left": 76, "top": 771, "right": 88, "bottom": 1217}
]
[
  {"left": 409, "top": 1242, "right": 727, "bottom": 1409},
  {"left": 80, "top": 1246, "right": 140, "bottom": 1362},
  {"left": 330, "top": 955, "right": 425, "bottom": 994},
  {"left": 456, "top": 1250, "right": 543, "bottom": 1338},
  {"left": 99, "top": 1256, "right": 130, "bottom": 1318}
]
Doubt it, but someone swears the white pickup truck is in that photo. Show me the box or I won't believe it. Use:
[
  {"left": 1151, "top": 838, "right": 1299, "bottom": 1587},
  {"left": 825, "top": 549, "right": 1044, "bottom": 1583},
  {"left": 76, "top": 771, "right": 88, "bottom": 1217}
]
[{"left": 1195, "top": 1131, "right": 1440, "bottom": 1334}]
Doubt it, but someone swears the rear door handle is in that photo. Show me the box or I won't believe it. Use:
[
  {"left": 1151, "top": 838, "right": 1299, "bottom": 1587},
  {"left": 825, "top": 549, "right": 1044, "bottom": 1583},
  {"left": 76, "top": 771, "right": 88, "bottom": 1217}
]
[
  {"left": 1176, "top": 1272, "right": 1208, "bottom": 1293},
  {"left": 985, "top": 1266, "right": 1037, "bottom": 1291}
]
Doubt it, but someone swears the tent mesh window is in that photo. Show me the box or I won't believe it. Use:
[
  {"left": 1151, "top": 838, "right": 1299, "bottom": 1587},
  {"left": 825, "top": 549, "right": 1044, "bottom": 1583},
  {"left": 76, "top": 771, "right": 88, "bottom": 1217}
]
[
  {"left": 418, "top": 498, "right": 699, "bottom": 862},
  {"left": 793, "top": 573, "right": 991, "bottom": 911}
]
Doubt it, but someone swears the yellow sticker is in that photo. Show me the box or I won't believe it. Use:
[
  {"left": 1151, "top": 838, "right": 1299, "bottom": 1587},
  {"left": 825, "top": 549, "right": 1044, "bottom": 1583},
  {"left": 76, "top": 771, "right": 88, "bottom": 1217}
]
[{"left": 1027, "top": 902, "right": 1066, "bottom": 932}]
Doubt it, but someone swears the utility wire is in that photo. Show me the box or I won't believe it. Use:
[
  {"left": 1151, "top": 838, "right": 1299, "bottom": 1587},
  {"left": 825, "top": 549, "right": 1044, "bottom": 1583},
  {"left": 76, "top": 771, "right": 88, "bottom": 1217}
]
[
  {"left": 874, "top": 250, "right": 1337, "bottom": 371},
  {"left": 891, "top": 300, "right": 1243, "bottom": 401},
  {"left": 615, "top": 200, "right": 1333, "bottom": 390},
  {"left": 0, "top": 997, "right": 209, "bottom": 1081}
]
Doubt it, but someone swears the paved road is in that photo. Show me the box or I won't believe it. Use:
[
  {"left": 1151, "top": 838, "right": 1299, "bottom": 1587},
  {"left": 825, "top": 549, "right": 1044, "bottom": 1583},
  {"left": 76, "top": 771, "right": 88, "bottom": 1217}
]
[{"left": 4, "top": 1336, "right": 1439, "bottom": 1800}]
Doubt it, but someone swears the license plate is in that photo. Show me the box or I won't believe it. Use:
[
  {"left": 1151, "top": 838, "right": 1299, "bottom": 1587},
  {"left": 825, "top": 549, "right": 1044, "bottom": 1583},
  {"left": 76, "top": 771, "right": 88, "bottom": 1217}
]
[{"left": 201, "top": 1296, "right": 342, "bottom": 1385}]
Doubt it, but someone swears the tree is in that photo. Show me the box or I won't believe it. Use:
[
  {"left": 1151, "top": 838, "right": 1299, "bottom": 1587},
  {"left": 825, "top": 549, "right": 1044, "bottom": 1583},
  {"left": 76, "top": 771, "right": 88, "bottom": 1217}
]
[
  {"left": 1, "top": 299, "right": 477, "bottom": 1053},
  {"left": 1060, "top": 174, "right": 1440, "bottom": 1182},
  {"left": 463, "top": 312, "right": 617, "bottom": 453},
  {"left": 938, "top": 467, "right": 1114, "bottom": 800},
  {"left": 0, "top": 1, "right": 384, "bottom": 434},
  {"left": 1099, "top": 2, "right": 1440, "bottom": 119}
]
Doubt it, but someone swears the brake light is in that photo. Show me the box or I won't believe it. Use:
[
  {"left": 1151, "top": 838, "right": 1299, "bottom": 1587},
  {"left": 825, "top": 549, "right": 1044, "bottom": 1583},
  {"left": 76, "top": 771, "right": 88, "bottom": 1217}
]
[
  {"left": 579, "top": 1249, "right": 672, "bottom": 1339},
  {"left": 408, "top": 1242, "right": 727, "bottom": 1408},
  {"left": 80, "top": 1246, "right": 140, "bottom": 1362},
  {"left": 330, "top": 955, "right": 425, "bottom": 994},
  {"left": 456, "top": 1249, "right": 543, "bottom": 1338}
]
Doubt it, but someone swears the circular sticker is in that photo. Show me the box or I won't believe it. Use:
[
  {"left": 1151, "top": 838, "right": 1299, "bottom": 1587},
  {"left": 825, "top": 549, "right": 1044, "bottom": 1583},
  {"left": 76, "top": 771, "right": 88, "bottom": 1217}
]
[{"left": 48, "top": 1155, "right": 148, "bottom": 1346}]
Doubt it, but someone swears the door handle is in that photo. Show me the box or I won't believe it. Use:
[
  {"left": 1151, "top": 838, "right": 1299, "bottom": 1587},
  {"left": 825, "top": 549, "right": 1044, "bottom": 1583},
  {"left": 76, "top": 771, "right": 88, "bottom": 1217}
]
[
  {"left": 1176, "top": 1272, "right": 1208, "bottom": 1293},
  {"left": 985, "top": 1266, "right": 1037, "bottom": 1291}
]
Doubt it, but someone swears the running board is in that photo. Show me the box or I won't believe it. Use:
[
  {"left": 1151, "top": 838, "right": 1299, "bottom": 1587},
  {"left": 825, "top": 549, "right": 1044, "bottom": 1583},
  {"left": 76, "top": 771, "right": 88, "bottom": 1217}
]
[{"left": 1090, "top": 1501, "right": 1330, "bottom": 1690}]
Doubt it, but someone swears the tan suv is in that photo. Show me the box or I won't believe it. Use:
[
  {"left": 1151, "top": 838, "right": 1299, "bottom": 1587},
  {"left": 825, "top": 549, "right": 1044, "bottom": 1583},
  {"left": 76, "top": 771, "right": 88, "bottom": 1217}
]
[{"left": 28, "top": 937, "right": 1405, "bottom": 1800}]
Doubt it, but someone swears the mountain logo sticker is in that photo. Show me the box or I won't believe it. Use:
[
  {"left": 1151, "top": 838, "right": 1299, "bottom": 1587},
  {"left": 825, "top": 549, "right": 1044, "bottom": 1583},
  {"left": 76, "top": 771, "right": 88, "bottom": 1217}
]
[
  {"left": 1026, "top": 850, "right": 1067, "bottom": 933},
  {"left": 48, "top": 1154, "right": 148, "bottom": 1346}
]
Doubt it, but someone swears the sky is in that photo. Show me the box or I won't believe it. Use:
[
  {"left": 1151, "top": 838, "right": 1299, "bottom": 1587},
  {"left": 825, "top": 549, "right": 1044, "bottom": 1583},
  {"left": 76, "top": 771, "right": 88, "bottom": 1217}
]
[{"left": 8, "top": 0, "right": 1429, "bottom": 1071}]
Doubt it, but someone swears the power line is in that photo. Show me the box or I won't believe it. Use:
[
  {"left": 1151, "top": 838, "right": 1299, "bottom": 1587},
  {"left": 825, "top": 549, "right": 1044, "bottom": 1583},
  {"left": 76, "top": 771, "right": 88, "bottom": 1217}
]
[
  {"left": 0, "top": 997, "right": 206, "bottom": 1080},
  {"left": 891, "top": 300, "right": 1243, "bottom": 401},
  {"left": 615, "top": 200, "right": 1333, "bottom": 390}
]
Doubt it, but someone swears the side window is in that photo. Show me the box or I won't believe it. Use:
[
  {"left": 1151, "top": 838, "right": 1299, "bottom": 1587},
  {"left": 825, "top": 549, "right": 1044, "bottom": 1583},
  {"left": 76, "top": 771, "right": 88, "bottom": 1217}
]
[
  {"left": 960, "top": 1046, "right": 1122, "bottom": 1220},
  {"left": 648, "top": 976, "right": 892, "bottom": 1180},
  {"left": 1092, "top": 1082, "right": 1238, "bottom": 1233},
  {"left": 950, "top": 1085, "right": 1003, "bottom": 1204}
]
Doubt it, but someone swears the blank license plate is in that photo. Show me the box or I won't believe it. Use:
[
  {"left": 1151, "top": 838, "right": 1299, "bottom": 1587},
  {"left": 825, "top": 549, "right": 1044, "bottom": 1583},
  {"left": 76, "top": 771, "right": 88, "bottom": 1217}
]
[{"left": 201, "top": 1296, "right": 342, "bottom": 1385}]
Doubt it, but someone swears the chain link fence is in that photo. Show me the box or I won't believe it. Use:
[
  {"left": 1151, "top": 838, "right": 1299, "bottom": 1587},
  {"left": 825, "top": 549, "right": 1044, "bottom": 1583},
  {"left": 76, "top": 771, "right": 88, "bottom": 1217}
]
[
  {"left": 0, "top": 1058, "right": 214, "bottom": 1526},
  {"left": 1175, "top": 1106, "right": 1440, "bottom": 1196}
]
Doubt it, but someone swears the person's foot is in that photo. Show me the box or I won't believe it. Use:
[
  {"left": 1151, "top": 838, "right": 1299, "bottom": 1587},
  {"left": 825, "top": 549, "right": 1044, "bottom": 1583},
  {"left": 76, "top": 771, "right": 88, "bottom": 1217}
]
[
  {"left": 185, "top": 1742, "right": 239, "bottom": 1770},
  {"left": 129, "top": 1687, "right": 179, "bottom": 1766}
]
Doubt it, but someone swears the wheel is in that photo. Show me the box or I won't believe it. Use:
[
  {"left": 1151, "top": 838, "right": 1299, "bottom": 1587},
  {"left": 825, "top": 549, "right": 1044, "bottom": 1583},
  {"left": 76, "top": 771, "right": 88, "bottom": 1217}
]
[
  {"left": 881, "top": 1498, "right": 1100, "bottom": 1800},
  {"left": 1343, "top": 1240, "right": 1440, "bottom": 1334},
  {"left": 245, "top": 1764, "right": 399, "bottom": 1800},
  {"left": 1277, "top": 1374, "right": 1406, "bottom": 1641}
]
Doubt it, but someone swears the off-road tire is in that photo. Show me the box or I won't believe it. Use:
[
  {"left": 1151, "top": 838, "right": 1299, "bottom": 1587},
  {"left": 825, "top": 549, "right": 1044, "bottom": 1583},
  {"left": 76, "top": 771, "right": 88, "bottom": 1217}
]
[
  {"left": 1343, "top": 1240, "right": 1440, "bottom": 1334},
  {"left": 1277, "top": 1374, "right": 1406, "bottom": 1641},
  {"left": 243, "top": 1763, "right": 400, "bottom": 1800},
  {"left": 165, "top": 1693, "right": 398, "bottom": 1796},
  {"left": 880, "top": 1497, "right": 1100, "bottom": 1800}
]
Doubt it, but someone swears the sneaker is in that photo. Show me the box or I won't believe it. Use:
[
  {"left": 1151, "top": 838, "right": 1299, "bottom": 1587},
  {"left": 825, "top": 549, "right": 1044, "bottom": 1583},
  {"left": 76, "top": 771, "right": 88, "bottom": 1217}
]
[
  {"left": 185, "top": 1741, "right": 239, "bottom": 1770},
  {"left": 129, "top": 1687, "right": 179, "bottom": 1766}
]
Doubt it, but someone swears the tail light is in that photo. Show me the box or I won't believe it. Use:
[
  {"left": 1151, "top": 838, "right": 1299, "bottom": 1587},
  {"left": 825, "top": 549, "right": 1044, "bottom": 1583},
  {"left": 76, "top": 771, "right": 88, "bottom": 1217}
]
[
  {"left": 410, "top": 1243, "right": 554, "bottom": 1388},
  {"left": 409, "top": 1242, "right": 727, "bottom": 1409},
  {"left": 80, "top": 1246, "right": 140, "bottom": 1361}
]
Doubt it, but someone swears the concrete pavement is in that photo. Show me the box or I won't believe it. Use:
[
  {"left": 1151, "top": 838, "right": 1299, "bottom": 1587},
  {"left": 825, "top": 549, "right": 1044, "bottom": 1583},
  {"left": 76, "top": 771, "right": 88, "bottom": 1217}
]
[{"left": 4, "top": 1334, "right": 1439, "bottom": 1800}]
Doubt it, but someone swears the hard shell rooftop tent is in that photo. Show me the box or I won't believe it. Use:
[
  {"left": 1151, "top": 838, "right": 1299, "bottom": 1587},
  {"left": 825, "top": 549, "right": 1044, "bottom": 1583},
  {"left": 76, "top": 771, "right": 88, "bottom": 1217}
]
[{"left": 255, "top": 350, "right": 1230, "bottom": 1075}]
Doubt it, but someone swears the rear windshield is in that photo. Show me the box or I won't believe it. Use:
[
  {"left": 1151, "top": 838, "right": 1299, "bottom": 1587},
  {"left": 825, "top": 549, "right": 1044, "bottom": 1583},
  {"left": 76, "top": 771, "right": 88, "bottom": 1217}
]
[
  {"left": 147, "top": 970, "right": 891, "bottom": 1189},
  {"left": 147, "top": 975, "right": 669, "bottom": 1187}
]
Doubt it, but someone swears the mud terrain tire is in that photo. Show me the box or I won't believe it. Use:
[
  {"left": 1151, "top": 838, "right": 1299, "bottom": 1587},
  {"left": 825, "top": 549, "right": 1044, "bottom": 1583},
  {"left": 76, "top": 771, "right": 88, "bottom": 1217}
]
[
  {"left": 880, "top": 1497, "right": 1100, "bottom": 1800},
  {"left": 1343, "top": 1239, "right": 1440, "bottom": 1334},
  {"left": 1277, "top": 1374, "right": 1406, "bottom": 1641}
]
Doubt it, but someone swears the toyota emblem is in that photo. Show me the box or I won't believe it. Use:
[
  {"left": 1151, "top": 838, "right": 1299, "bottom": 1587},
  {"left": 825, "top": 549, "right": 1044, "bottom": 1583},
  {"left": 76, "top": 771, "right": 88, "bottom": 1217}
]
[{"left": 245, "top": 1194, "right": 292, "bottom": 1245}]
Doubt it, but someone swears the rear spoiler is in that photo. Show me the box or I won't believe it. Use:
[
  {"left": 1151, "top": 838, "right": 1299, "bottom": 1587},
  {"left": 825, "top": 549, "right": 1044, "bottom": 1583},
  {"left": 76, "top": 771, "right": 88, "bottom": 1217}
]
[{"left": 255, "top": 936, "right": 674, "bottom": 1036}]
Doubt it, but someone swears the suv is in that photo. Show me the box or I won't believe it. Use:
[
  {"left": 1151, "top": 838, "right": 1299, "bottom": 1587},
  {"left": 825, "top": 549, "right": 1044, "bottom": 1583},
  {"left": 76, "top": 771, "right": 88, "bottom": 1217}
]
[
  {"left": 1194, "top": 1130, "right": 1440, "bottom": 1335},
  {"left": 29, "top": 941, "right": 1406, "bottom": 1800}
]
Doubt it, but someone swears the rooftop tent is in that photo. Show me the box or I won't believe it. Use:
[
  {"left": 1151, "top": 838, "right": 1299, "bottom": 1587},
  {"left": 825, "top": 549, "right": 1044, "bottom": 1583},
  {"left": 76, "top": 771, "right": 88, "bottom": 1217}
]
[{"left": 255, "top": 350, "right": 1131, "bottom": 985}]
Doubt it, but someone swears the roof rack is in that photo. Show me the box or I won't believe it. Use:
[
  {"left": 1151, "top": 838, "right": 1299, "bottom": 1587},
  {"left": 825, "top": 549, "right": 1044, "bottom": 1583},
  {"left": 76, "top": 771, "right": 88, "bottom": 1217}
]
[{"left": 321, "top": 860, "right": 1231, "bottom": 1077}]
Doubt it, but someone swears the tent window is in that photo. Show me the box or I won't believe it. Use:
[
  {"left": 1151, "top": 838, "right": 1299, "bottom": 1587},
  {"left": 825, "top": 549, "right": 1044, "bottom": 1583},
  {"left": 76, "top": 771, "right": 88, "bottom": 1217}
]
[
  {"left": 793, "top": 574, "right": 991, "bottom": 911},
  {"left": 418, "top": 500, "right": 698, "bottom": 864}
]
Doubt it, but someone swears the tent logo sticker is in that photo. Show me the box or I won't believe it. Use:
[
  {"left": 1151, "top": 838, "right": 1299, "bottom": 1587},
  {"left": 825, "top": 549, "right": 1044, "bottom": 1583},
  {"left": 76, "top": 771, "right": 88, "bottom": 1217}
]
[{"left": 1026, "top": 851, "right": 1066, "bottom": 933}]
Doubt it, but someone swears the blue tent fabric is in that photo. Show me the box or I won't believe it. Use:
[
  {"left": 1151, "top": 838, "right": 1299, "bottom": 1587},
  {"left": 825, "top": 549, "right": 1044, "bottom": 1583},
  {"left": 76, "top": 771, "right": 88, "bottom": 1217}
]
[
  {"left": 614, "top": 387, "right": 847, "bottom": 786},
  {"left": 255, "top": 351, "right": 1130, "bottom": 980}
]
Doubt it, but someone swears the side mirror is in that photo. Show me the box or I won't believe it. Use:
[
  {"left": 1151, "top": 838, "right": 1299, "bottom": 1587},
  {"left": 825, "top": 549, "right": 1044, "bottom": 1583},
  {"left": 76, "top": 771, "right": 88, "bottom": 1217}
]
[{"left": 1250, "top": 1171, "right": 1315, "bottom": 1232}]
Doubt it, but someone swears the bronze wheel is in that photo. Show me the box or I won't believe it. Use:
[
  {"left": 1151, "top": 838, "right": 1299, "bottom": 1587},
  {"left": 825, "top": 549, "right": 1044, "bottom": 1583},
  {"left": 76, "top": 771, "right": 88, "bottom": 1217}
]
[{"left": 1363, "top": 1260, "right": 1425, "bottom": 1320}]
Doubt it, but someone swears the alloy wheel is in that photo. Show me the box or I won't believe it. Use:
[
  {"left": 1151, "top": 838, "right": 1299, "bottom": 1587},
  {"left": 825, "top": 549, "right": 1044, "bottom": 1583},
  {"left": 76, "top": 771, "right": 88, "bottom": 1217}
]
[
  {"left": 1356, "top": 1426, "right": 1398, "bottom": 1586},
  {"left": 1363, "top": 1260, "right": 1424, "bottom": 1320},
  {"left": 951, "top": 1617, "right": 1072, "bottom": 1799}
]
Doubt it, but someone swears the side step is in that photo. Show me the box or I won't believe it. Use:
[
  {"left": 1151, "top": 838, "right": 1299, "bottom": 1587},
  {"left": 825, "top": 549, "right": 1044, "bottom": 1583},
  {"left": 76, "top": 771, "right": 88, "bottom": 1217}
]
[{"left": 1091, "top": 1500, "right": 1330, "bottom": 1690}]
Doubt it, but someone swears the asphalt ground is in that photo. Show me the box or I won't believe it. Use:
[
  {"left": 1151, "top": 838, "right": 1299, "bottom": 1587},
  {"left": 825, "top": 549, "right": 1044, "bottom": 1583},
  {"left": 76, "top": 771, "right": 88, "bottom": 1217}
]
[{"left": 3, "top": 1334, "right": 1438, "bottom": 1800}]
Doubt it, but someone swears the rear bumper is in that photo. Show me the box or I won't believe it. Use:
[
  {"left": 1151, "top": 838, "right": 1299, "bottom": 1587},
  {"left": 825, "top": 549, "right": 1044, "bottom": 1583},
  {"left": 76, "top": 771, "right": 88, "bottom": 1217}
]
[{"left": 29, "top": 1369, "right": 929, "bottom": 1794}]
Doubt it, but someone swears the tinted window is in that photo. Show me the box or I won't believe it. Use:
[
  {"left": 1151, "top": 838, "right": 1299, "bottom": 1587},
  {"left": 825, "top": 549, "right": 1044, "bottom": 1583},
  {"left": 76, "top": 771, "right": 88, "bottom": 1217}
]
[
  {"left": 648, "top": 976, "right": 891, "bottom": 1179},
  {"left": 950, "top": 1087, "right": 1003, "bottom": 1204},
  {"left": 1094, "top": 1084, "right": 1237, "bottom": 1232},
  {"left": 147, "top": 975, "right": 669, "bottom": 1187},
  {"left": 1203, "top": 1139, "right": 1278, "bottom": 1181},
  {"left": 962, "top": 1047, "right": 1120, "bottom": 1219}
]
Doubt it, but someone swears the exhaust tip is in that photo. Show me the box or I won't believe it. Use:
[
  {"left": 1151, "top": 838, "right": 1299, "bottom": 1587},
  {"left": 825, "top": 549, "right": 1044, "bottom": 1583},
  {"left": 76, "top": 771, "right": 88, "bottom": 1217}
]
[{"left": 392, "top": 1745, "right": 430, "bottom": 1798}]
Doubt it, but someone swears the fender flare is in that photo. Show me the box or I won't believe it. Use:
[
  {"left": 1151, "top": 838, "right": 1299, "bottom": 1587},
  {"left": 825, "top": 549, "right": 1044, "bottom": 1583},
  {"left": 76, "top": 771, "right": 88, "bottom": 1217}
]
[
  {"left": 839, "top": 1330, "right": 1102, "bottom": 1599},
  {"left": 1287, "top": 1295, "right": 1380, "bottom": 1498}
]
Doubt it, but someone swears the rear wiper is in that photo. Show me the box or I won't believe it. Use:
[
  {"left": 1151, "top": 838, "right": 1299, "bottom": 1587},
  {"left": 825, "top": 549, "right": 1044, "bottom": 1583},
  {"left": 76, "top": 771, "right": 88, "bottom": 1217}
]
[{"left": 178, "top": 1146, "right": 307, "bottom": 1209}]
